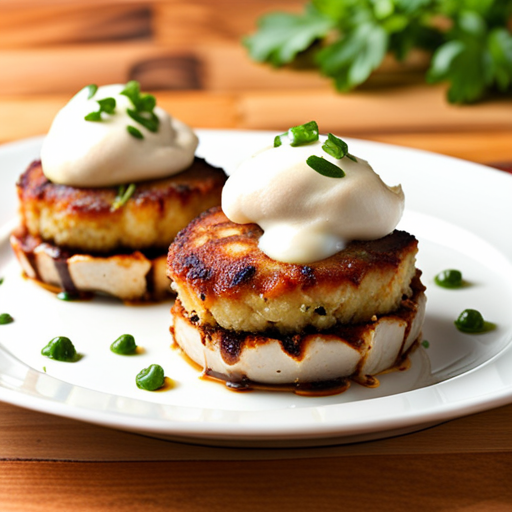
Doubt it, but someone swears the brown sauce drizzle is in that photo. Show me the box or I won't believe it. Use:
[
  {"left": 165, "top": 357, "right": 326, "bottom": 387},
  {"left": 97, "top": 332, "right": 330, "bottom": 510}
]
[
  {"left": 202, "top": 368, "right": 351, "bottom": 397},
  {"left": 11, "top": 229, "right": 169, "bottom": 302},
  {"left": 171, "top": 275, "right": 424, "bottom": 397},
  {"left": 198, "top": 343, "right": 417, "bottom": 396}
]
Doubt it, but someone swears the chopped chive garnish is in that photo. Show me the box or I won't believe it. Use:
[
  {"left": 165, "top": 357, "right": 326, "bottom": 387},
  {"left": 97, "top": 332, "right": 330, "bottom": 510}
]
[
  {"left": 97, "top": 97, "right": 116, "bottom": 114},
  {"left": 322, "top": 133, "right": 348, "bottom": 159},
  {"left": 127, "top": 109, "right": 159, "bottom": 132},
  {"left": 0, "top": 277, "right": 4, "bottom": 285},
  {"left": 121, "top": 80, "right": 159, "bottom": 133},
  {"left": 274, "top": 121, "right": 319, "bottom": 147},
  {"left": 112, "top": 183, "right": 136, "bottom": 211},
  {"left": 127, "top": 125, "right": 144, "bottom": 139},
  {"left": 84, "top": 96, "right": 117, "bottom": 122},
  {"left": 120, "top": 81, "right": 142, "bottom": 108},
  {"left": 85, "top": 84, "right": 98, "bottom": 99},
  {"left": 121, "top": 81, "right": 157, "bottom": 112},
  {"left": 138, "top": 94, "right": 156, "bottom": 112},
  {"left": 274, "top": 134, "right": 285, "bottom": 147},
  {"left": 84, "top": 111, "right": 102, "bottom": 122},
  {"left": 421, "top": 340, "right": 430, "bottom": 348},
  {"left": 306, "top": 155, "right": 345, "bottom": 178}
]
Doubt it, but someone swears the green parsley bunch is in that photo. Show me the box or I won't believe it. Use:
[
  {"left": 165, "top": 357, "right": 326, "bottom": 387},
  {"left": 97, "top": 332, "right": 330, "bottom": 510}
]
[{"left": 244, "top": 0, "right": 512, "bottom": 103}]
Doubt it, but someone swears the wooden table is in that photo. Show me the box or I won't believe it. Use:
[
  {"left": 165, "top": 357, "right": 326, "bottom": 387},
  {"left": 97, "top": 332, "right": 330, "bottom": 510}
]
[{"left": 1, "top": 86, "right": 512, "bottom": 511}]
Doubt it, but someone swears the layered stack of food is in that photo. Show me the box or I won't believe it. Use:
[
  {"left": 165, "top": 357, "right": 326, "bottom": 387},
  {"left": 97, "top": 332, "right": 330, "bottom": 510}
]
[
  {"left": 11, "top": 86, "right": 426, "bottom": 394},
  {"left": 11, "top": 83, "right": 226, "bottom": 301},
  {"left": 167, "top": 122, "right": 426, "bottom": 392}
]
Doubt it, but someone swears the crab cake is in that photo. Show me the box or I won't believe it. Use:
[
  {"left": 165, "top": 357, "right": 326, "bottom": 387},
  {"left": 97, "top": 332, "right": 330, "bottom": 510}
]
[
  {"left": 168, "top": 207, "right": 418, "bottom": 333},
  {"left": 12, "top": 158, "right": 226, "bottom": 301},
  {"left": 167, "top": 207, "right": 426, "bottom": 389},
  {"left": 16, "top": 158, "right": 226, "bottom": 254}
]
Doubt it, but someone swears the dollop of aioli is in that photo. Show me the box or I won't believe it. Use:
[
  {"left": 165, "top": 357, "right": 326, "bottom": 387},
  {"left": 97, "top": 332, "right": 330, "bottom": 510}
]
[
  {"left": 222, "top": 139, "right": 404, "bottom": 264},
  {"left": 40, "top": 84, "right": 198, "bottom": 187}
]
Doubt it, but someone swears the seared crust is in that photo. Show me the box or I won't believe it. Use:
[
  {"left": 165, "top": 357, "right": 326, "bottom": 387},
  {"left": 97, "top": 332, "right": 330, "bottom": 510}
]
[
  {"left": 17, "top": 158, "right": 226, "bottom": 253},
  {"left": 167, "top": 207, "right": 419, "bottom": 333},
  {"left": 170, "top": 274, "right": 426, "bottom": 387}
]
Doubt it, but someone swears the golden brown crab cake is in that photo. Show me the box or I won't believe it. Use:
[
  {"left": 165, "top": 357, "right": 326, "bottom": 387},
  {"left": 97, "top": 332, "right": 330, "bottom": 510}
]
[
  {"left": 170, "top": 274, "right": 426, "bottom": 388},
  {"left": 167, "top": 207, "right": 419, "bottom": 335},
  {"left": 11, "top": 158, "right": 226, "bottom": 301},
  {"left": 16, "top": 158, "right": 226, "bottom": 254}
]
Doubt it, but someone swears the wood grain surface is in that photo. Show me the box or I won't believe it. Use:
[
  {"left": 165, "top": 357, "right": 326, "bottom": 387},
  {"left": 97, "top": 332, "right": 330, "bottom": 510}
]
[{"left": 1, "top": 1, "right": 512, "bottom": 511}]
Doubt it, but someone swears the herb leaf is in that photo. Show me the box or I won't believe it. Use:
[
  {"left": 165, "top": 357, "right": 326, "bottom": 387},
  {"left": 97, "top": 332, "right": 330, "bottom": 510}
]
[
  {"left": 306, "top": 155, "right": 345, "bottom": 178},
  {"left": 127, "top": 125, "right": 144, "bottom": 139},
  {"left": 245, "top": 0, "right": 512, "bottom": 104},
  {"left": 316, "top": 22, "right": 388, "bottom": 92},
  {"left": 244, "top": 5, "right": 335, "bottom": 67}
]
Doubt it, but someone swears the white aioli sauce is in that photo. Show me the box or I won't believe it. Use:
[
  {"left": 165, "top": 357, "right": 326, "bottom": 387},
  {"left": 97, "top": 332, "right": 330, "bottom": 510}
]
[
  {"left": 222, "top": 139, "right": 404, "bottom": 264},
  {"left": 40, "top": 84, "right": 198, "bottom": 187}
]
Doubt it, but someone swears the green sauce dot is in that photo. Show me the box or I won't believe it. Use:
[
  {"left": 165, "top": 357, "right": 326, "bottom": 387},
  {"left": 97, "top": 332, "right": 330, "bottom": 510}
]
[
  {"left": 435, "top": 269, "right": 463, "bottom": 288},
  {"left": 0, "top": 313, "right": 13, "bottom": 325},
  {"left": 111, "top": 334, "right": 137, "bottom": 355},
  {"left": 41, "top": 336, "right": 78, "bottom": 362},
  {"left": 454, "top": 309, "right": 495, "bottom": 333},
  {"left": 136, "top": 364, "right": 165, "bottom": 391}
]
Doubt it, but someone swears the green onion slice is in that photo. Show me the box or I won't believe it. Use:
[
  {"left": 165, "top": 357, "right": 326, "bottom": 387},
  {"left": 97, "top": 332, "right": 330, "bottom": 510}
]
[
  {"left": 274, "top": 134, "right": 285, "bottom": 147},
  {"left": 306, "top": 155, "right": 345, "bottom": 178},
  {"left": 322, "top": 133, "right": 358, "bottom": 162},
  {"left": 322, "top": 133, "right": 348, "bottom": 159},
  {"left": 274, "top": 121, "right": 319, "bottom": 147}
]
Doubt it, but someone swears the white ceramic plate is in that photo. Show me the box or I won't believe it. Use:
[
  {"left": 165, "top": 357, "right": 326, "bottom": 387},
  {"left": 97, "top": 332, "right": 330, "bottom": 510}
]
[{"left": 1, "top": 130, "right": 512, "bottom": 448}]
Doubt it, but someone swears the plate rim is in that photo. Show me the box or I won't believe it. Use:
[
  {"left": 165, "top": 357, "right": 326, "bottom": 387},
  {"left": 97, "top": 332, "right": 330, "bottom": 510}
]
[{"left": 1, "top": 131, "right": 512, "bottom": 445}]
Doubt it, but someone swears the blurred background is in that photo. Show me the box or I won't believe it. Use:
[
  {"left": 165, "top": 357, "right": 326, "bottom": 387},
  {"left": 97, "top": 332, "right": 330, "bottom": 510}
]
[{"left": 1, "top": 0, "right": 511, "bottom": 164}]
